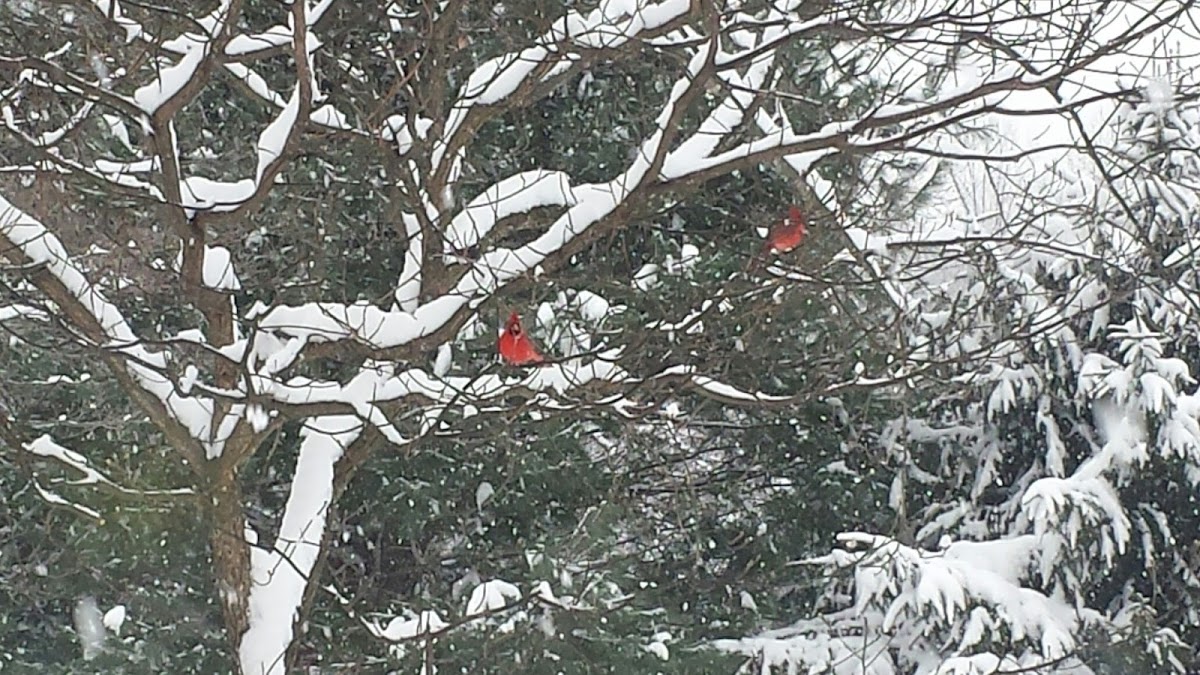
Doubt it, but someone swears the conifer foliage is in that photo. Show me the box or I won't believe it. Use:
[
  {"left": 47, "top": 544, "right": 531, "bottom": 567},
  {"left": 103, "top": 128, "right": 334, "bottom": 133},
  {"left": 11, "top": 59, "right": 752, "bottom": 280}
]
[
  {"left": 1, "top": 0, "right": 1199, "bottom": 673},
  {"left": 716, "top": 72, "right": 1200, "bottom": 673}
]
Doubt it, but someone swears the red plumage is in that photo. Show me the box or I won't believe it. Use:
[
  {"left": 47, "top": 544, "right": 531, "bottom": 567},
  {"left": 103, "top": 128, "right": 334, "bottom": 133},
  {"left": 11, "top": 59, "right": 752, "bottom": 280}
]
[
  {"left": 746, "top": 205, "right": 809, "bottom": 272},
  {"left": 497, "top": 312, "right": 545, "bottom": 366},
  {"left": 763, "top": 205, "right": 808, "bottom": 255}
]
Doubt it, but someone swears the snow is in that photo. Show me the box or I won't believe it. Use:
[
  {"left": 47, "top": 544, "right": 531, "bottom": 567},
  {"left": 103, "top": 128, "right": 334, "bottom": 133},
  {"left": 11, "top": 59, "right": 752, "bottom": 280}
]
[
  {"left": 311, "top": 104, "right": 349, "bottom": 130},
  {"left": 444, "top": 170, "right": 575, "bottom": 252},
  {"left": 394, "top": 213, "right": 422, "bottom": 312},
  {"left": 12, "top": 2, "right": 1200, "bottom": 672},
  {"left": 453, "top": 0, "right": 689, "bottom": 107},
  {"left": 837, "top": 533, "right": 1081, "bottom": 659},
  {"left": 246, "top": 404, "right": 270, "bottom": 432},
  {"left": 179, "top": 364, "right": 199, "bottom": 394},
  {"left": 24, "top": 434, "right": 193, "bottom": 495},
  {"left": 202, "top": 246, "right": 241, "bottom": 291},
  {"left": 648, "top": 302, "right": 710, "bottom": 334},
  {"left": 92, "top": 0, "right": 144, "bottom": 43},
  {"left": 73, "top": 596, "right": 106, "bottom": 660},
  {"left": 174, "top": 244, "right": 241, "bottom": 291},
  {"left": 16, "top": 102, "right": 96, "bottom": 147},
  {"left": 253, "top": 0, "right": 1064, "bottom": 360},
  {"left": 475, "top": 481, "right": 495, "bottom": 510},
  {"left": 644, "top": 640, "right": 669, "bottom": 660},
  {"left": 712, "top": 622, "right": 897, "bottom": 675},
  {"left": 661, "top": 55, "right": 772, "bottom": 177},
  {"left": 656, "top": 366, "right": 791, "bottom": 403},
  {"left": 677, "top": 243, "right": 699, "bottom": 271},
  {"left": 433, "top": 343, "right": 452, "bottom": 377},
  {"left": 222, "top": 61, "right": 287, "bottom": 108},
  {"left": 369, "top": 610, "right": 448, "bottom": 642},
  {"left": 224, "top": 26, "right": 294, "bottom": 55},
  {"left": 10, "top": 57, "right": 791, "bottom": 473},
  {"left": 0, "top": 303, "right": 48, "bottom": 322},
  {"left": 263, "top": 180, "right": 648, "bottom": 348},
  {"left": 252, "top": 348, "right": 631, "bottom": 431},
  {"left": 257, "top": 297, "right": 452, "bottom": 346},
  {"left": 224, "top": 0, "right": 334, "bottom": 56},
  {"left": 632, "top": 263, "right": 659, "bottom": 291},
  {"left": 27, "top": 373, "right": 92, "bottom": 385},
  {"left": 32, "top": 481, "right": 101, "bottom": 519},
  {"left": 239, "top": 415, "right": 356, "bottom": 675},
  {"left": 381, "top": 115, "right": 434, "bottom": 155},
  {"left": 133, "top": 35, "right": 209, "bottom": 114},
  {"left": 831, "top": 27, "right": 1200, "bottom": 653},
  {"left": 96, "top": 111, "right": 132, "bottom": 147},
  {"left": 536, "top": 302, "right": 556, "bottom": 331},
  {"left": 179, "top": 176, "right": 256, "bottom": 214},
  {"left": 572, "top": 290, "right": 612, "bottom": 322},
  {"left": 103, "top": 605, "right": 127, "bottom": 635},
  {"left": 739, "top": 590, "right": 758, "bottom": 612},
  {"left": 0, "top": 195, "right": 219, "bottom": 454},
  {"left": 462, "top": 46, "right": 554, "bottom": 106},
  {"left": 256, "top": 85, "right": 302, "bottom": 185},
  {"left": 433, "top": 0, "right": 691, "bottom": 170},
  {"left": 94, "top": 158, "right": 155, "bottom": 175},
  {"left": 933, "top": 654, "right": 1022, "bottom": 675},
  {"left": 466, "top": 579, "right": 522, "bottom": 617}
]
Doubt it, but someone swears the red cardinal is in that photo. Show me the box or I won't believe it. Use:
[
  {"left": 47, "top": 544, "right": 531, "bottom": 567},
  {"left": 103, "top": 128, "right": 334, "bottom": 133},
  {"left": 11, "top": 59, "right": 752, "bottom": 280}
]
[
  {"left": 764, "top": 205, "right": 808, "bottom": 254},
  {"left": 747, "top": 205, "right": 808, "bottom": 272},
  {"left": 497, "top": 312, "right": 545, "bottom": 366}
]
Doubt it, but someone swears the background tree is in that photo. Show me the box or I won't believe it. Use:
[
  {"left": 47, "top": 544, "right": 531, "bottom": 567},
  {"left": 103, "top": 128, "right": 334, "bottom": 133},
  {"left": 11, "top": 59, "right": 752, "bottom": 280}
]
[
  {"left": 712, "top": 42, "right": 1200, "bottom": 675},
  {"left": 2, "top": 0, "right": 1199, "bottom": 674}
]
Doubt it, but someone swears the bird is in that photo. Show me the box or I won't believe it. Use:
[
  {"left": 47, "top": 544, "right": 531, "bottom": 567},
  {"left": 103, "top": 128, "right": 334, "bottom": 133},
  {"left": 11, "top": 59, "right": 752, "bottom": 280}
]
[
  {"left": 746, "top": 205, "right": 809, "bottom": 272},
  {"left": 497, "top": 312, "right": 545, "bottom": 366},
  {"left": 763, "top": 204, "right": 808, "bottom": 255}
]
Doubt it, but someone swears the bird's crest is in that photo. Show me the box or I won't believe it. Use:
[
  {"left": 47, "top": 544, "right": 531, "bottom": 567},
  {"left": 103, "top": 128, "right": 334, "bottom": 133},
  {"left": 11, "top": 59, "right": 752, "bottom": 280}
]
[
  {"left": 787, "top": 205, "right": 806, "bottom": 231},
  {"left": 505, "top": 312, "right": 523, "bottom": 335}
]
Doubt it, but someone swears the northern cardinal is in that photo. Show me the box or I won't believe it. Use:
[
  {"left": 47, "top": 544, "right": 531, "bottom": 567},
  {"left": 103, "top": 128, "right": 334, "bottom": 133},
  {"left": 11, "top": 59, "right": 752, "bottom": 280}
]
[
  {"left": 746, "top": 205, "right": 808, "bottom": 272},
  {"left": 497, "top": 312, "right": 545, "bottom": 366},
  {"left": 764, "top": 205, "right": 808, "bottom": 254}
]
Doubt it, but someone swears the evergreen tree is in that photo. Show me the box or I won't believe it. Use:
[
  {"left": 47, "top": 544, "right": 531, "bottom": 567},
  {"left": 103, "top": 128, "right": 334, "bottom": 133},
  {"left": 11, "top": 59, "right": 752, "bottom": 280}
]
[
  {"left": 718, "top": 67, "right": 1200, "bottom": 674},
  {"left": 1, "top": 1, "right": 1198, "bottom": 674}
]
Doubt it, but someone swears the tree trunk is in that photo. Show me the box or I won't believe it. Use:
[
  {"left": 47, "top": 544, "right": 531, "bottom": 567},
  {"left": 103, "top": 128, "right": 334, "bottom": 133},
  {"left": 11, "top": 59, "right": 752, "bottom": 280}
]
[{"left": 208, "top": 472, "right": 251, "bottom": 672}]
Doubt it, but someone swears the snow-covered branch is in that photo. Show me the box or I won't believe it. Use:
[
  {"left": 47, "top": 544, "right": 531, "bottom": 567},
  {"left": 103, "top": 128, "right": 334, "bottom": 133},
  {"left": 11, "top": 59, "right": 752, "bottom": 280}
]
[
  {"left": 240, "top": 414, "right": 357, "bottom": 675},
  {"left": 22, "top": 433, "right": 196, "bottom": 499},
  {"left": 4, "top": 0, "right": 1198, "bottom": 671},
  {"left": 0, "top": 196, "right": 214, "bottom": 463}
]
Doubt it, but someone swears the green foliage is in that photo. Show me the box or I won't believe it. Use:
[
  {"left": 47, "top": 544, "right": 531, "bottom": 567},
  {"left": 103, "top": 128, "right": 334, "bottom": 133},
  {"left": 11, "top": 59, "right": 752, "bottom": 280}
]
[{"left": 0, "top": 0, "right": 949, "bottom": 672}]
